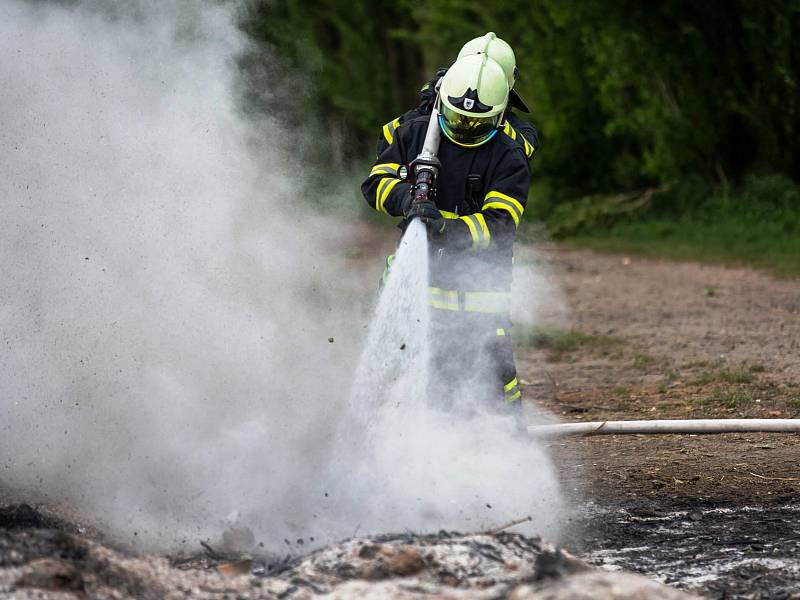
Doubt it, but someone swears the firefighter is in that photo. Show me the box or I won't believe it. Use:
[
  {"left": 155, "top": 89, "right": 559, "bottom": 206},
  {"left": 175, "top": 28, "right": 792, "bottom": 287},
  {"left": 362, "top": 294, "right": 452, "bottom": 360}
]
[
  {"left": 361, "top": 52, "right": 529, "bottom": 411},
  {"left": 378, "top": 32, "right": 538, "bottom": 163}
]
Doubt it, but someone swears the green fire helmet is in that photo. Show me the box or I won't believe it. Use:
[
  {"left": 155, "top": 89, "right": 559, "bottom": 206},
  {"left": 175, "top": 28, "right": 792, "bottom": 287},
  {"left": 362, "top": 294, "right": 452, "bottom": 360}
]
[
  {"left": 437, "top": 54, "right": 509, "bottom": 147},
  {"left": 457, "top": 32, "right": 530, "bottom": 113}
]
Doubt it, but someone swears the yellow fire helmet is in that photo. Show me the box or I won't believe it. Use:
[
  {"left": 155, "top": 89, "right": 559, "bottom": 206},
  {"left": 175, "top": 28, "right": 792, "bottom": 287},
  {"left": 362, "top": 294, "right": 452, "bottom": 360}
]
[
  {"left": 458, "top": 32, "right": 530, "bottom": 113},
  {"left": 458, "top": 32, "right": 517, "bottom": 89},
  {"left": 437, "top": 54, "right": 509, "bottom": 147}
]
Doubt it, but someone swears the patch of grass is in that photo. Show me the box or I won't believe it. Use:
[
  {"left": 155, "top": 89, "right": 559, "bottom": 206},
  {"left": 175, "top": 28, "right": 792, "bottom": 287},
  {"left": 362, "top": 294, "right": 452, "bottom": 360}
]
[
  {"left": 657, "top": 383, "right": 668, "bottom": 394},
  {"left": 542, "top": 175, "right": 800, "bottom": 278},
  {"left": 748, "top": 363, "right": 767, "bottom": 373},
  {"left": 515, "top": 325, "right": 622, "bottom": 361},
  {"left": 718, "top": 368, "right": 755, "bottom": 384},
  {"left": 698, "top": 389, "right": 756, "bottom": 409},
  {"left": 689, "top": 367, "right": 755, "bottom": 386},
  {"left": 632, "top": 353, "right": 657, "bottom": 369},
  {"left": 682, "top": 359, "right": 711, "bottom": 369}
]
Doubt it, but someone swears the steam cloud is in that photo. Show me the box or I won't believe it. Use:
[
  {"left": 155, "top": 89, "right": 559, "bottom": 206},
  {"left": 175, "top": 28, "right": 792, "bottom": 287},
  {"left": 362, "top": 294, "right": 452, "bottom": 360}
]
[{"left": 1, "top": 0, "right": 563, "bottom": 552}]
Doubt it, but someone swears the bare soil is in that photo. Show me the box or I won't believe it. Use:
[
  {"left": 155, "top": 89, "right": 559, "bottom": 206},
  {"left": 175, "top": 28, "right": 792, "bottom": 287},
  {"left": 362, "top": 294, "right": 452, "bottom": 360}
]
[{"left": 514, "top": 245, "right": 800, "bottom": 505}]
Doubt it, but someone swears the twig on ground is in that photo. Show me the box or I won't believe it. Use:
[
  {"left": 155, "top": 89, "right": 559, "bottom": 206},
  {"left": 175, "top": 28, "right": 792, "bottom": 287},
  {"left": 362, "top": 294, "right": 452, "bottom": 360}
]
[
  {"left": 749, "top": 472, "right": 800, "bottom": 482},
  {"left": 200, "top": 541, "right": 223, "bottom": 559},
  {"left": 544, "top": 369, "right": 558, "bottom": 390},
  {"left": 485, "top": 516, "right": 532, "bottom": 535}
]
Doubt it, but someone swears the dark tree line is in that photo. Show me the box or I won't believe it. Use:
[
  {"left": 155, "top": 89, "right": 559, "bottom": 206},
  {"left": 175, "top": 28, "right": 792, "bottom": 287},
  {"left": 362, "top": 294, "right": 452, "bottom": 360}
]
[{"left": 243, "top": 0, "right": 800, "bottom": 202}]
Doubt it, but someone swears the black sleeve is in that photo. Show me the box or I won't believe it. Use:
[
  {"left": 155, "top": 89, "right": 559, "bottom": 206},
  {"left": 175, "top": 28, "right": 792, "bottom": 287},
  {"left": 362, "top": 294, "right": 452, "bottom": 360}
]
[
  {"left": 362, "top": 123, "right": 412, "bottom": 217},
  {"left": 506, "top": 113, "right": 539, "bottom": 160}
]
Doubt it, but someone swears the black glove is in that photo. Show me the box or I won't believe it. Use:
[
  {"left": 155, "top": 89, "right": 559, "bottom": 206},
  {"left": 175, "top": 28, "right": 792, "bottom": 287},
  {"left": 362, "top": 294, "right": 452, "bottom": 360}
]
[
  {"left": 399, "top": 186, "right": 415, "bottom": 217},
  {"left": 406, "top": 198, "right": 441, "bottom": 224}
]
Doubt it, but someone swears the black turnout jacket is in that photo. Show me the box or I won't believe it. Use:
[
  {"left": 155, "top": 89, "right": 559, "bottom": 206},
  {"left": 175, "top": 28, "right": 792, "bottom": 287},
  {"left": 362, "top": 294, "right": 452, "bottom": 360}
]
[{"left": 361, "top": 115, "right": 531, "bottom": 295}]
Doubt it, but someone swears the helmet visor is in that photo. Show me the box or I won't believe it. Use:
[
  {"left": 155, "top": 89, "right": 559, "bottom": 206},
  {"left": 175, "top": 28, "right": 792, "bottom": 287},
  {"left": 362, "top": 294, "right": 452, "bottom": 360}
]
[{"left": 439, "top": 104, "right": 500, "bottom": 146}]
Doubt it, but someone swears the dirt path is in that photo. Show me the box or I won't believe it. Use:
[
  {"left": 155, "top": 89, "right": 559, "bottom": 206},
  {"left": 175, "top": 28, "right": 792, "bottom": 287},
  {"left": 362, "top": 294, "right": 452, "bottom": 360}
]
[{"left": 514, "top": 245, "right": 800, "bottom": 504}]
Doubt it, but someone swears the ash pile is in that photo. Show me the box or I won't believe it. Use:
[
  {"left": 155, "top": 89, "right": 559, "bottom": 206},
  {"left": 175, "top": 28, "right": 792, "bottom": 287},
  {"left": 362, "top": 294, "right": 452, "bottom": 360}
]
[{"left": 0, "top": 504, "right": 696, "bottom": 599}]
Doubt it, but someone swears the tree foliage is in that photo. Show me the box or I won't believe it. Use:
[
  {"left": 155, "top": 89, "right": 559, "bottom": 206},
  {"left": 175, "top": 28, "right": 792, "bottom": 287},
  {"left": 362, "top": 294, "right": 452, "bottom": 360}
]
[{"left": 243, "top": 0, "right": 800, "bottom": 199}]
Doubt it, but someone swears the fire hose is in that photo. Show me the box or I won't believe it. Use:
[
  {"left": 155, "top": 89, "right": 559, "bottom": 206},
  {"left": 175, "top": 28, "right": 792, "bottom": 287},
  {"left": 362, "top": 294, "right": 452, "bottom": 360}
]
[{"left": 528, "top": 418, "right": 800, "bottom": 438}]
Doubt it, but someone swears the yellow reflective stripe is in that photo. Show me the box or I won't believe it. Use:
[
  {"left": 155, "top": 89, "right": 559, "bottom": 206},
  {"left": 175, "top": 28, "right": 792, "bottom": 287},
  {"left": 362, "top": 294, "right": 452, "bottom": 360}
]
[
  {"left": 496, "top": 328, "right": 506, "bottom": 336},
  {"left": 504, "top": 377, "right": 519, "bottom": 392},
  {"left": 506, "top": 390, "right": 522, "bottom": 402},
  {"left": 429, "top": 287, "right": 459, "bottom": 310},
  {"left": 520, "top": 134, "right": 533, "bottom": 158},
  {"left": 382, "top": 118, "right": 401, "bottom": 145},
  {"left": 460, "top": 215, "right": 480, "bottom": 245},
  {"left": 376, "top": 178, "right": 401, "bottom": 213},
  {"left": 503, "top": 121, "right": 518, "bottom": 141},
  {"left": 484, "top": 190, "right": 524, "bottom": 215},
  {"left": 460, "top": 214, "right": 490, "bottom": 249},
  {"left": 370, "top": 162, "right": 400, "bottom": 177},
  {"left": 439, "top": 209, "right": 459, "bottom": 219},
  {"left": 474, "top": 213, "right": 490, "bottom": 246},
  {"left": 429, "top": 288, "right": 510, "bottom": 313},
  {"left": 375, "top": 178, "right": 390, "bottom": 211},
  {"left": 463, "top": 291, "right": 510, "bottom": 313},
  {"left": 483, "top": 200, "right": 521, "bottom": 227},
  {"left": 382, "top": 123, "right": 393, "bottom": 145},
  {"left": 484, "top": 191, "right": 524, "bottom": 226}
]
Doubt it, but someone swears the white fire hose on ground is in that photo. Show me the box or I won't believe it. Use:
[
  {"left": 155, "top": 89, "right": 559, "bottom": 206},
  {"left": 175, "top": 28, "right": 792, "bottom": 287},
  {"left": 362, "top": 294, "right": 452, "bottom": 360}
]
[{"left": 528, "top": 419, "right": 800, "bottom": 439}]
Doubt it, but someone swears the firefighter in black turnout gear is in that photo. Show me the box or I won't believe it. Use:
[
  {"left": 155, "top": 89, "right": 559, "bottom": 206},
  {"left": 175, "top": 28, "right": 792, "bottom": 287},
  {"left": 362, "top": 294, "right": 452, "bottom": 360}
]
[
  {"left": 361, "top": 36, "right": 530, "bottom": 410},
  {"left": 378, "top": 33, "right": 538, "bottom": 164}
]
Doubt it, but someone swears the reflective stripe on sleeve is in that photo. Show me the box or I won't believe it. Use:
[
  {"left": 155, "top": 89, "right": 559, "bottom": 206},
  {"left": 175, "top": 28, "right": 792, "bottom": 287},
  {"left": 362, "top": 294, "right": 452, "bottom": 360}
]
[
  {"left": 483, "top": 191, "right": 524, "bottom": 227},
  {"left": 375, "top": 177, "right": 401, "bottom": 213},
  {"left": 370, "top": 162, "right": 400, "bottom": 177},
  {"left": 382, "top": 117, "right": 401, "bottom": 145},
  {"left": 459, "top": 214, "right": 490, "bottom": 249},
  {"left": 496, "top": 328, "right": 506, "bottom": 336}
]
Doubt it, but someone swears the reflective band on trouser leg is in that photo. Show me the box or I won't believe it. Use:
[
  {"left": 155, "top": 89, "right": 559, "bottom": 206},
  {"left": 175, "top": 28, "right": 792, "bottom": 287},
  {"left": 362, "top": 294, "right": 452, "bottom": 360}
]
[
  {"left": 429, "top": 287, "right": 459, "bottom": 311},
  {"left": 381, "top": 254, "right": 395, "bottom": 284},
  {"left": 459, "top": 214, "right": 490, "bottom": 249},
  {"left": 483, "top": 191, "right": 524, "bottom": 227},
  {"left": 463, "top": 291, "right": 510, "bottom": 314},
  {"left": 382, "top": 117, "right": 401, "bottom": 145},
  {"left": 504, "top": 377, "right": 521, "bottom": 403},
  {"left": 428, "top": 288, "right": 510, "bottom": 314}
]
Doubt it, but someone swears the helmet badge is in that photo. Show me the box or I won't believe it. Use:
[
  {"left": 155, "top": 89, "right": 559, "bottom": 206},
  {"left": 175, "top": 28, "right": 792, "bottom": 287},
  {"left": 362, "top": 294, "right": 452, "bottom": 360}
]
[{"left": 447, "top": 88, "right": 492, "bottom": 114}]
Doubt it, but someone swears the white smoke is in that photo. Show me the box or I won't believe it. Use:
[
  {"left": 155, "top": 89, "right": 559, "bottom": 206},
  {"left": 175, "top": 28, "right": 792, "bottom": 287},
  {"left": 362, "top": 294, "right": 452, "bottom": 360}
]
[{"left": 0, "top": 0, "right": 563, "bottom": 552}]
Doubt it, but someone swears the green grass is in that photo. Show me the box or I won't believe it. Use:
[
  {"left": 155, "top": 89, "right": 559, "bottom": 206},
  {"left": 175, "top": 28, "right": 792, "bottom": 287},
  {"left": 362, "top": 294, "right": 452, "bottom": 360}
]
[
  {"left": 690, "top": 367, "right": 755, "bottom": 386},
  {"left": 565, "top": 223, "right": 800, "bottom": 277},
  {"left": 632, "top": 353, "right": 657, "bottom": 369},
  {"left": 697, "top": 389, "right": 756, "bottom": 409},
  {"left": 532, "top": 175, "right": 800, "bottom": 278},
  {"left": 514, "top": 325, "right": 622, "bottom": 361}
]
